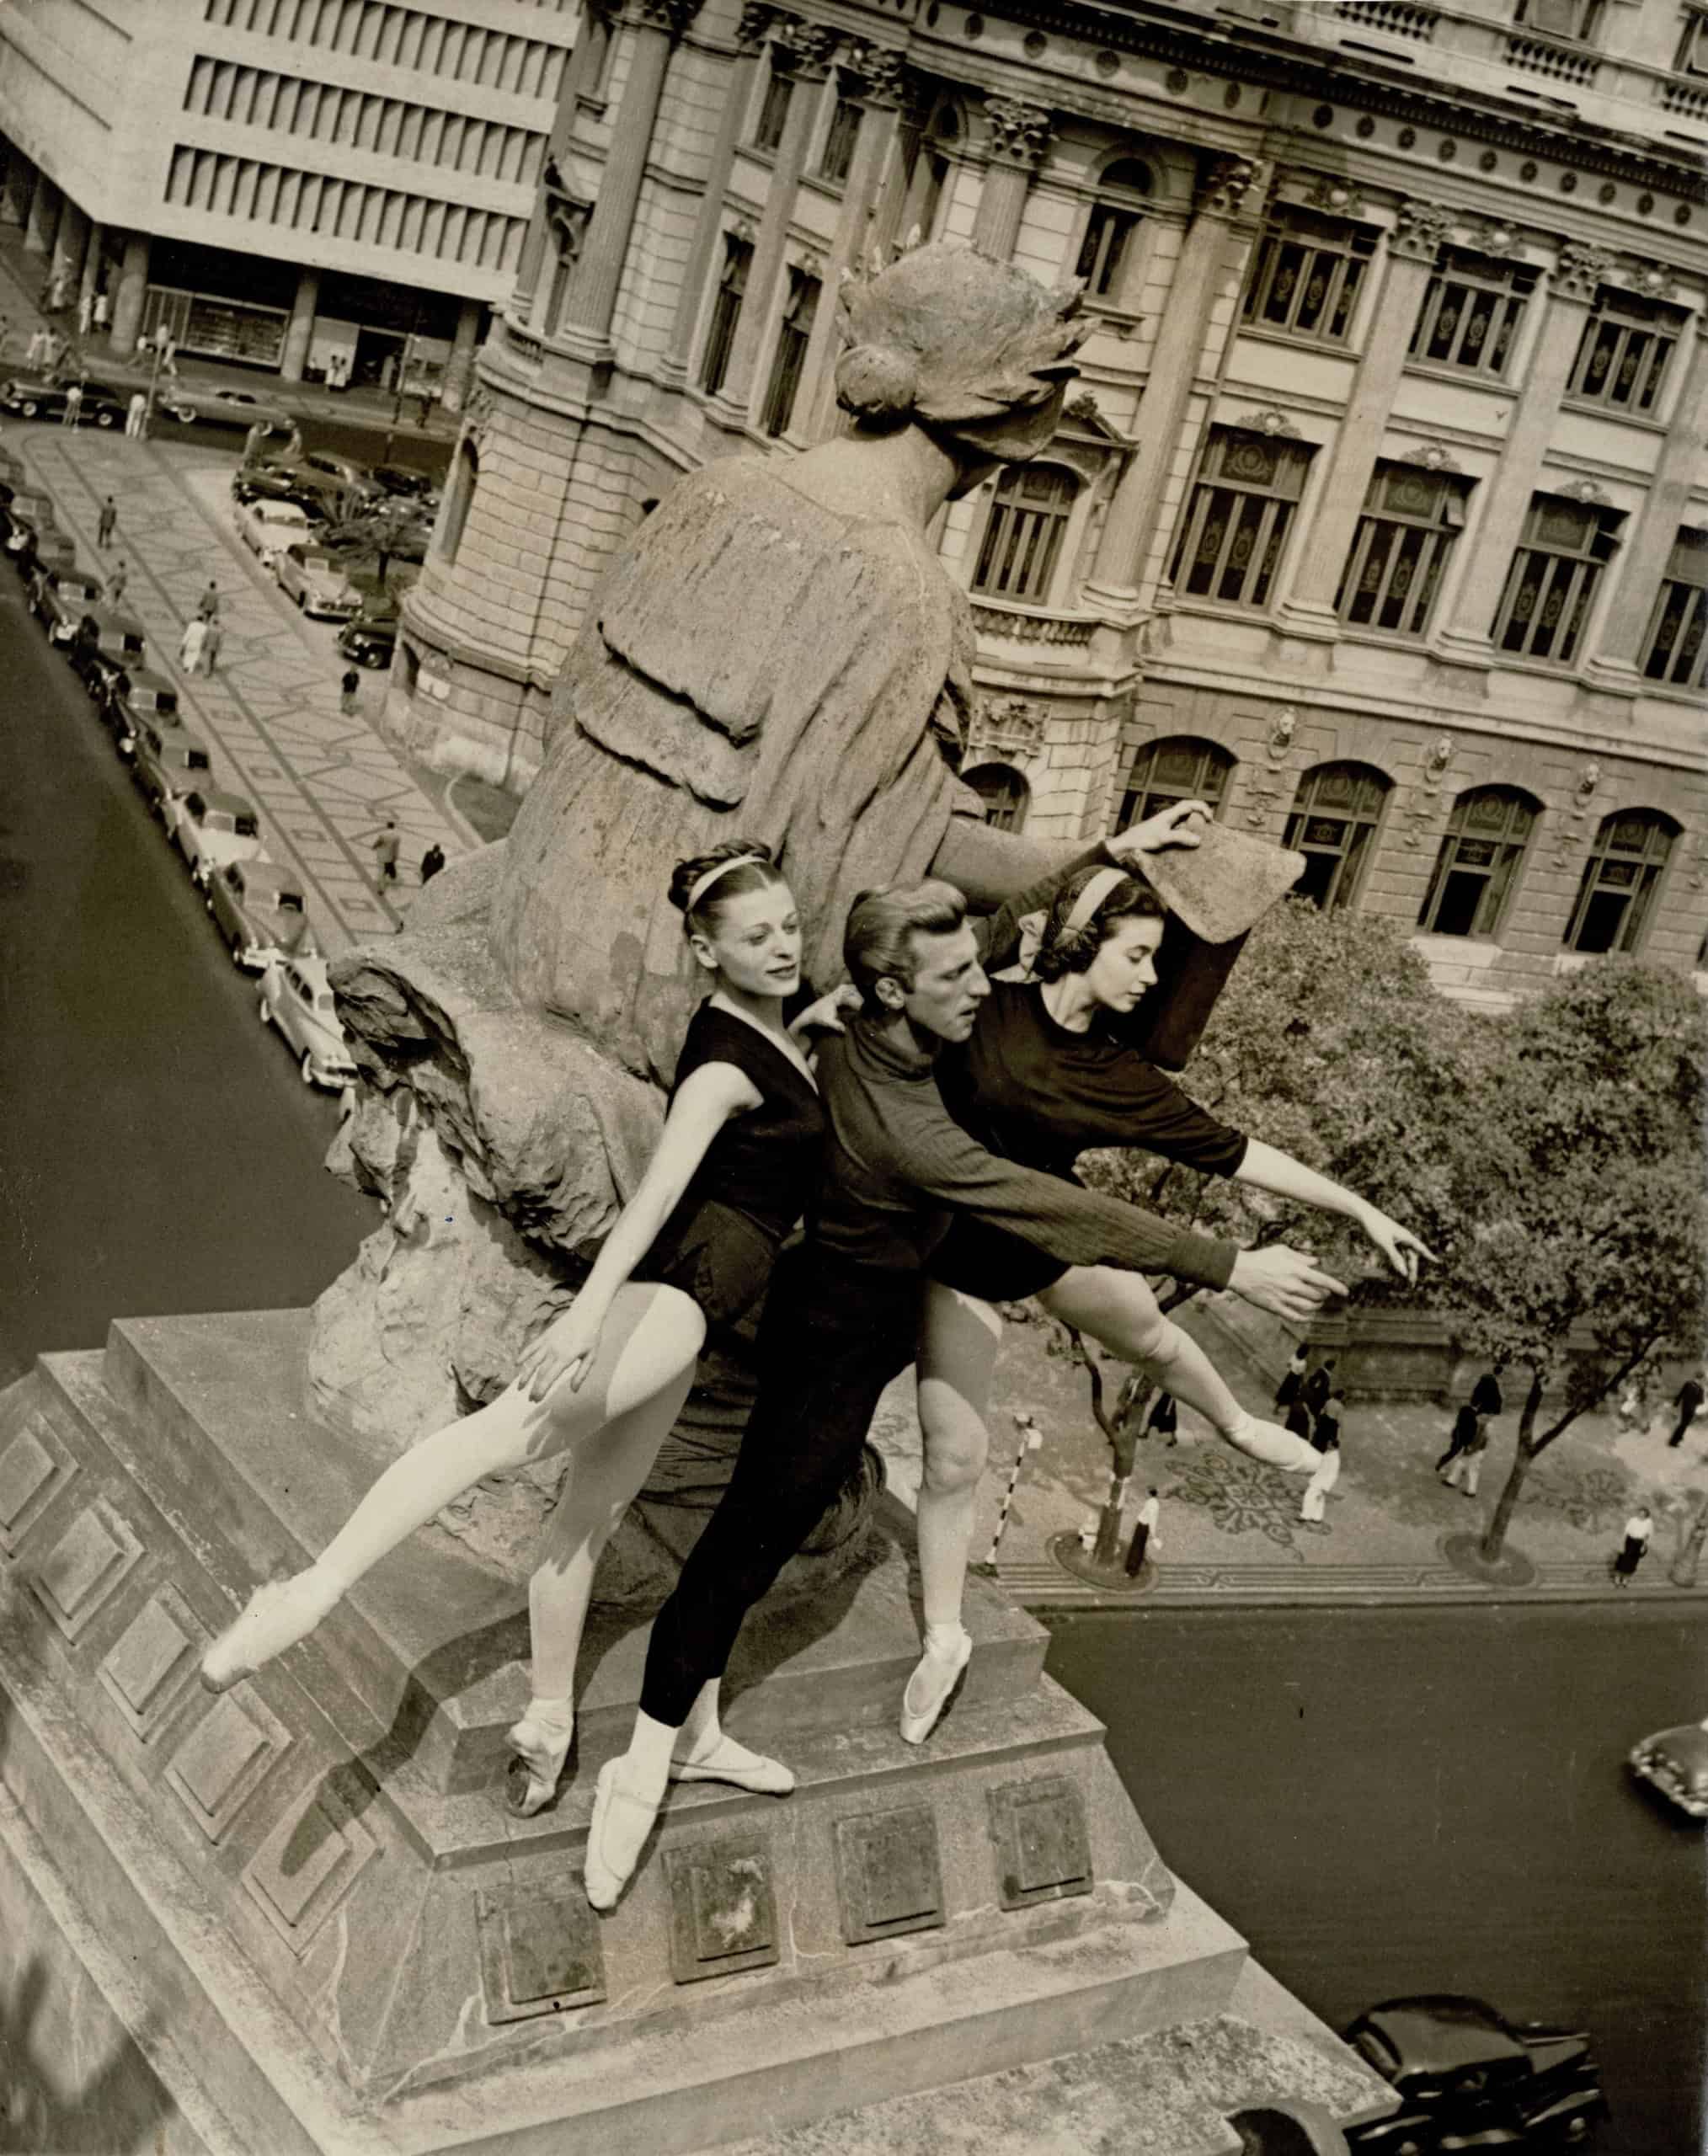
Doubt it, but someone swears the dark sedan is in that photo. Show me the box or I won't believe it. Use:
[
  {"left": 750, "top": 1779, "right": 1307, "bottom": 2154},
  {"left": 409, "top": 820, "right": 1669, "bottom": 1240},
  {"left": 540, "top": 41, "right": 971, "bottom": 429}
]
[
  {"left": 1346, "top": 1996, "right": 1604, "bottom": 2150},
  {"left": 337, "top": 608, "right": 398, "bottom": 668},
  {"left": 0, "top": 376, "right": 127, "bottom": 426}
]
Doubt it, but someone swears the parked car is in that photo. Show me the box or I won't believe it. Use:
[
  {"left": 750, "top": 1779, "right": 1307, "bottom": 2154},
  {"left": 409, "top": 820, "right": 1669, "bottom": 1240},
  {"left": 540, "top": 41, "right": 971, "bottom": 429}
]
[
  {"left": 337, "top": 605, "right": 399, "bottom": 669},
  {"left": 298, "top": 450, "right": 379, "bottom": 504},
  {"left": 229, "top": 466, "right": 326, "bottom": 522},
  {"left": 99, "top": 665, "right": 179, "bottom": 755},
  {"left": 162, "top": 384, "right": 291, "bottom": 430},
  {"left": 1344, "top": 1997, "right": 1604, "bottom": 2151},
  {"left": 169, "top": 787, "right": 265, "bottom": 887},
  {"left": 30, "top": 562, "right": 106, "bottom": 642},
  {"left": 237, "top": 495, "right": 312, "bottom": 568},
  {"left": 1629, "top": 1717, "right": 1708, "bottom": 1818},
  {"left": 67, "top": 606, "right": 147, "bottom": 686},
  {"left": 275, "top": 542, "right": 360, "bottom": 620},
  {"left": 368, "top": 462, "right": 440, "bottom": 503},
  {"left": 2, "top": 485, "right": 57, "bottom": 552},
  {"left": 9, "top": 512, "right": 77, "bottom": 578},
  {"left": 259, "top": 934, "right": 359, "bottom": 1089},
  {"left": 132, "top": 717, "right": 212, "bottom": 816},
  {"left": 207, "top": 858, "right": 307, "bottom": 970},
  {"left": 0, "top": 376, "right": 126, "bottom": 425}
]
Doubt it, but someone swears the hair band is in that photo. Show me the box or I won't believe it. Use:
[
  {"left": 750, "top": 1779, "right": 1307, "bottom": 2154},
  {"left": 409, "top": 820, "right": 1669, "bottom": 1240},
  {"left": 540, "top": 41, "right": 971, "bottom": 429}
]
[
  {"left": 686, "top": 852, "right": 767, "bottom": 914},
  {"left": 1059, "top": 864, "right": 1130, "bottom": 939}
]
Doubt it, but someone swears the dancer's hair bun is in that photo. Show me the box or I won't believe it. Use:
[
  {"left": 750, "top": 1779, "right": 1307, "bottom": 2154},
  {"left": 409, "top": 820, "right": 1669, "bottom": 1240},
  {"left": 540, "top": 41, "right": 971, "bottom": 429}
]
[{"left": 835, "top": 342, "right": 920, "bottom": 422}]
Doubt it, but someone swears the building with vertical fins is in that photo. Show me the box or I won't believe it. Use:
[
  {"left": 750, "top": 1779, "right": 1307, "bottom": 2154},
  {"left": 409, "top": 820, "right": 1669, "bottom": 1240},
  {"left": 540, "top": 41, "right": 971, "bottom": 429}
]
[{"left": 397, "top": 0, "right": 1706, "bottom": 1008}]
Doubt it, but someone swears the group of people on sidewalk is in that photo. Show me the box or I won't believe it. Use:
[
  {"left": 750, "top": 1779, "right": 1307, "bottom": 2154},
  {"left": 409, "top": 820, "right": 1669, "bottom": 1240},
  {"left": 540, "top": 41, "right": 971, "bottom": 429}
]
[{"left": 1274, "top": 1348, "right": 1346, "bottom": 1524}]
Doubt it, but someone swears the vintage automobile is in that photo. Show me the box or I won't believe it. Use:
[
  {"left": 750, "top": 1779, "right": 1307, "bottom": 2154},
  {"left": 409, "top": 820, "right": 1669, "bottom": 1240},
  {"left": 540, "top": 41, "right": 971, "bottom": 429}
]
[
  {"left": 29, "top": 562, "right": 105, "bottom": 640},
  {"left": 298, "top": 449, "right": 379, "bottom": 505},
  {"left": 275, "top": 542, "right": 360, "bottom": 620},
  {"left": 2, "top": 484, "right": 58, "bottom": 552},
  {"left": 1628, "top": 1717, "right": 1708, "bottom": 1818},
  {"left": 368, "top": 462, "right": 440, "bottom": 503},
  {"left": 236, "top": 495, "right": 313, "bottom": 568},
  {"left": 162, "top": 384, "right": 291, "bottom": 430},
  {"left": 206, "top": 858, "right": 307, "bottom": 970},
  {"left": 0, "top": 375, "right": 127, "bottom": 426},
  {"left": 7, "top": 505, "right": 77, "bottom": 578},
  {"left": 230, "top": 462, "right": 318, "bottom": 510},
  {"left": 337, "top": 605, "right": 399, "bottom": 669},
  {"left": 259, "top": 934, "right": 359, "bottom": 1089},
  {"left": 132, "top": 718, "right": 213, "bottom": 817},
  {"left": 1344, "top": 1996, "right": 1604, "bottom": 2151},
  {"left": 67, "top": 606, "right": 147, "bottom": 686},
  {"left": 168, "top": 787, "right": 265, "bottom": 887},
  {"left": 99, "top": 665, "right": 179, "bottom": 755}
]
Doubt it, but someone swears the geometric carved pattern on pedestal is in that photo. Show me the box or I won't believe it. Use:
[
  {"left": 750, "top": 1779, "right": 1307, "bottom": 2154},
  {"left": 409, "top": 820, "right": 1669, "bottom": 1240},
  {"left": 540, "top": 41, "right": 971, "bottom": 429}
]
[
  {"left": 0, "top": 1415, "right": 77, "bottom": 1556},
  {"left": 30, "top": 1497, "right": 144, "bottom": 1641},
  {"left": 477, "top": 1885, "right": 608, "bottom": 2020},
  {"left": 987, "top": 1775, "right": 1093, "bottom": 1910},
  {"left": 664, "top": 1834, "right": 781, "bottom": 1983},
  {"left": 243, "top": 1783, "right": 380, "bottom": 1956},
  {"left": 98, "top": 1584, "right": 210, "bottom": 1742},
  {"left": 833, "top": 1804, "right": 947, "bottom": 1945},
  {"left": 165, "top": 1689, "right": 291, "bottom": 1845}
]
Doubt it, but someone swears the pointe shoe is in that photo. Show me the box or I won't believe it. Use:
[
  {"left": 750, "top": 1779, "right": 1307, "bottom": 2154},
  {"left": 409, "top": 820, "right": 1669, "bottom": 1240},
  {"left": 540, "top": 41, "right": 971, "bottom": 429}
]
[
  {"left": 200, "top": 1574, "right": 335, "bottom": 1694},
  {"left": 505, "top": 1708, "right": 575, "bottom": 1817},
  {"left": 899, "top": 1630, "right": 973, "bottom": 1747},
  {"left": 668, "top": 1736, "right": 794, "bottom": 1796},
  {"left": 584, "top": 1758, "right": 664, "bottom": 1913},
  {"left": 1223, "top": 1417, "right": 1320, "bottom": 1474}
]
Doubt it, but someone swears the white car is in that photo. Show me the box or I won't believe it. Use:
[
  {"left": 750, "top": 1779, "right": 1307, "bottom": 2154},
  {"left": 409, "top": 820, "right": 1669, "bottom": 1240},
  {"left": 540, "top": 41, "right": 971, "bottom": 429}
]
[
  {"left": 168, "top": 787, "right": 265, "bottom": 887},
  {"left": 259, "top": 935, "right": 359, "bottom": 1089},
  {"left": 237, "top": 495, "right": 311, "bottom": 568}
]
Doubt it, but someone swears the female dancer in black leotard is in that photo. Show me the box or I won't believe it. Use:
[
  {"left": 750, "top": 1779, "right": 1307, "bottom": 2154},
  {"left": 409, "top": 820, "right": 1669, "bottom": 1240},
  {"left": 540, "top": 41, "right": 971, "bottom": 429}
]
[
  {"left": 200, "top": 842, "right": 847, "bottom": 1812},
  {"left": 900, "top": 862, "right": 1434, "bottom": 1740}
]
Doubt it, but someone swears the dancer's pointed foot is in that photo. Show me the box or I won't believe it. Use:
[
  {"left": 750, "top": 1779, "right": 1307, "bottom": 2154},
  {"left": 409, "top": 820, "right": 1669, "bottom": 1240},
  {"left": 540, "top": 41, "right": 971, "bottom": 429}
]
[
  {"left": 584, "top": 1757, "right": 664, "bottom": 1913},
  {"left": 200, "top": 1572, "right": 338, "bottom": 1694},
  {"left": 899, "top": 1627, "right": 972, "bottom": 1746},
  {"left": 669, "top": 1734, "right": 794, "bottom": 1795},
  {"left": 505, "top": 1701, "right": 575, "bottom": 1817},
  {"left": 1222, "top": 1414, "right": 1319, "bottom": 1474}
]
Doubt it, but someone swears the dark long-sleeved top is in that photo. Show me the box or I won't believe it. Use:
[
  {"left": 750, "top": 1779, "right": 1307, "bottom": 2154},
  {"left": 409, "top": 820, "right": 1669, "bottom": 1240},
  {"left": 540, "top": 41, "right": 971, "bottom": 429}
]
[{"left": 809, "top": 1013, "right": 1237, "bottom": 1291}]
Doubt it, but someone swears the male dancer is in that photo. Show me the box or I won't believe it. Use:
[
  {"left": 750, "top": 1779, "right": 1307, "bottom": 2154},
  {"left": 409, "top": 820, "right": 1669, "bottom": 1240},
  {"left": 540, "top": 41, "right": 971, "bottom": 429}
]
[{"left": 584, "top": 878, "right": 1344, "bottom": 1908}]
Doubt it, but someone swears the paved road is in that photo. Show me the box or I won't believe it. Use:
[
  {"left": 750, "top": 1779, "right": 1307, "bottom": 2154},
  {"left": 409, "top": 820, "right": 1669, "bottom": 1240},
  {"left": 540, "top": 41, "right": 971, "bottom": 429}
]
[
  {"left": 0, "top": 564, "right": 376, "bottom": 1387},
  {"left": 1045, "top": 1603, "right": 1706, "bottom": 2156}
]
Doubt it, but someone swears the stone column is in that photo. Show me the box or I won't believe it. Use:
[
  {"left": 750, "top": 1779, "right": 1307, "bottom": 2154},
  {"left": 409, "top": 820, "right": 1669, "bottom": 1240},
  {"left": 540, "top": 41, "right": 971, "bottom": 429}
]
[
  {"left": 660, "top": 1, "right": 782, "bottom": 383},
  {"left": 969, "top": 93, "right": 1051, "bottom": 263},
  {"left": 712, "top": 18, "right": 838, "bottom": 418},
  {"left": 0, "top": 151, "right": 32, "bottom": 228},
  {"left": 440, "top": 297, "right": 484, "bottom": 413},
  {"left": 49, "top": 199, "right": 89, "bottom": 298},
  {"left": 1082, "top": 155, "right": 1269, "bottom": 613},
  {"left": 24, "top": 173, "right": 60, "bottom": 257},
  {"left": 279, "top": 265, "right": 320, "bottom": 382},
  {"left": 1586, "top": 305, "right": 1708, "bottom": 684},
  {"left": 77, "top": 220, "right": 106, "bottom": 314},
  {"left": 108, "top": 232, "right": 151, "bottom": 356},
  {"left": 1277, "top": 199, "right": 1452, "bottom": 638},
  {"left": 798, "top": 42, "right": 905, "bottom": 435},
  {"left": 565, "top": 0, "right": 701, "bottom": 344},
  {"left": 510, "top": 0, "right": 616, "bottom": 323},
  {"left": 1436, "top": 241, "right": 1608, "bottom": 670}
]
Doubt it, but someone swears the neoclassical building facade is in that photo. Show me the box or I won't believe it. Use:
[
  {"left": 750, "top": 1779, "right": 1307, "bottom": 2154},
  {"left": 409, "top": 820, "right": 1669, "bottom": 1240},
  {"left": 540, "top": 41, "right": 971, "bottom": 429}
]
[{"left": 395, "top": 0, "right": 1708, "bottom": 1008}]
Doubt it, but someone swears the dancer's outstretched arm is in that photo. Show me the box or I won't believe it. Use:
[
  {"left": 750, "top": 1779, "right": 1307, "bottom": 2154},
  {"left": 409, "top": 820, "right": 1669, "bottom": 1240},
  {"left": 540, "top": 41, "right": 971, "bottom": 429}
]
[{"left": 1232, "top": 1140, "right": 1435, "bottom": 1287}]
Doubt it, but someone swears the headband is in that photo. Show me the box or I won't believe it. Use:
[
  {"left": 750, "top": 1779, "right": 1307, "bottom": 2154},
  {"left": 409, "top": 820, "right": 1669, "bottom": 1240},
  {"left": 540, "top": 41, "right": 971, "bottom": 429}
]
[
  {"left": 1059, "top": 865, "right": 1129, "bottom": 939},
  {"left": 685, "top": 852, "right": 766, "bottom": 914}
]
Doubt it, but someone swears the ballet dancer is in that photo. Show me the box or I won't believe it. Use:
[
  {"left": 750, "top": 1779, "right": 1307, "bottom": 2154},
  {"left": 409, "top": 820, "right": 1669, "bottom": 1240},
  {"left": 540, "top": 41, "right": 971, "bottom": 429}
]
[
  {"left": 901, "top": 862, "right": 1434, "bottom": 1740},
  {"left": 200, "top": 842, "right": 848, "bottom": 1815},
  {"left": 584, "top": 874, "right": 1348, "bottom": 1909}
]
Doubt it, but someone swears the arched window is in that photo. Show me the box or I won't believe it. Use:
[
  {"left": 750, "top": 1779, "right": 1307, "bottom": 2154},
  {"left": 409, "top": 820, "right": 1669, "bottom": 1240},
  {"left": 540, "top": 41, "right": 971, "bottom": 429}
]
[
  {"left": 964, "top": 761, "right": 1030, "bottom": 834},
  {"left": 1117, "top": 736, "right": 1234, "bottom": 833},
  {"left": 972, "top": 465, "right": 1078, "bottom": 603},
  {"left": 440, "top": 437, "right": 478, "bottom": 563},
  {"left": 1075, "top": 157, "right": 1151, "bottom": 303},
  {"left": 1565, "top": 808, "right": 1678, "bottom": 954},
  {"left": 1282, "top": 761, "right": 1390, "bottom": 911},
  {"left": 1417, "top": 786, "right": 1539, "bottom": 939}
]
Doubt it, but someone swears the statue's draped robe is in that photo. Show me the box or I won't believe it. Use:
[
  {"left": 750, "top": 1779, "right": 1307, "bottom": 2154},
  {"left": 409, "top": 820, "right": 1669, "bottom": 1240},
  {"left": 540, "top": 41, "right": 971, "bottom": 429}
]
[{"left": 492, "top": 459, "right": 1076, "bottom": 1081}]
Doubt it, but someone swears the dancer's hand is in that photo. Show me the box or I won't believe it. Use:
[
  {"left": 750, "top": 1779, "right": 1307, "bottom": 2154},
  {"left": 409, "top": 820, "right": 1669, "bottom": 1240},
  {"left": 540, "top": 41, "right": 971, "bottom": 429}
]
[
  {"left": 1357, "top": 1205, "right": 1435, "bottom": 1287},
  {"left": 1105, "top": 798, "right": 1212, "bottom": 862},
  {"left": 516, "top": 1304, "right": 606, "bottom": 1402},
  {"left": 789, "top": 984, "right": 862, "bottom": 1039},
  {"left": 1229, "top": 1244, "right": 1348, "bottom": 1322}
]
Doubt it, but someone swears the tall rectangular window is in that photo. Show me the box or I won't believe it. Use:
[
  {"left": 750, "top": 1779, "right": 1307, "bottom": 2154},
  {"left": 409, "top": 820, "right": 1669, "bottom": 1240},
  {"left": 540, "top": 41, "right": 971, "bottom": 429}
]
[
  {"left": 1514, "top": 0, "right": 1603, "bottom": 35},
  {"left": 972, "top": 465, "right": 1078, "bottom": 602},
  {"left": 760, "top": 269, "right": 819, "bottom": 438},
  {"left": 700, "top": 234, "right": 752, "bottom": 396},
  {"left": 1492, "top": 494, "right": 1622, "bottom": 664},
  {"left": 751, "top": 64, "right": 794, "bottom": 153},
  {"left": 1640, "top": 528, "right": 1708, "bottom": 691},
  {"left": 1566, "top": 811, "right": 1675, "bottom": 953},
  {"left": 1242, "top": 209, "right": 1375, "bottom": 346},
  {"left": 1417, "top": 787, "right": 1536, "bottom": 939},
  {"left": 1170, "top": 429, "right": 1313, "bottom": 611},
  {"left": 1337, "top": 463, "right": 1468, "bottom": 638},
  {"left": 1567, "top": 290, "right": 1681, "bottom": 414},
  {"left": 1408, "top": 249, "right": 1536, "bottom": 378},
  {"left": 819, "top": 94, "right": 862, "bottom": 184}
]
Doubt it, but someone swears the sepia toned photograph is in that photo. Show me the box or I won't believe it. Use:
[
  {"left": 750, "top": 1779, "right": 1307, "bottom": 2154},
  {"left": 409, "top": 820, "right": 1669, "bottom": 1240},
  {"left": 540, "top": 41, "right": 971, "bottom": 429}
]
[{"left": 0, "top": 0, "right": 1702, "bottom": 2149}]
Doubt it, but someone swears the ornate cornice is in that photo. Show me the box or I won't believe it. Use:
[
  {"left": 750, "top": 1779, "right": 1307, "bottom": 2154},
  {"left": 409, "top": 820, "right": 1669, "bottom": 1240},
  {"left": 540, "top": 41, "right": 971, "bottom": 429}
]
[
  {"left": 772, "top": 18, "right": 839, "bottom": 77},
  {"left": 1300, "top": 171, "right": 1365, "bottom": 218},
  {"left": 1555, "top": 240, "right": 1615, "bottom": 300},
  {"left": 735, "top": 2, "right": 780, "bottom": 52},
  {"left": 1396, "top": 439, "right": 1462, "bottom": 472},
  {"left": 1391, "top": 198, "right": 1456, "bottom": 261},
  {"left": 840, "top": 40, "right": 908, "bottom": 107},
  {"left": 629, "top": 0, "right": 700, "bottom": 36},
  {"left": 981, "top": 93, "right": 1054, "bottom": 170},
  {"left": 1626, "top": 259, "right": 1681, "bottom": 302},
  {"left": 1196, "top": 154, "right": 1266, "bottom": 221}
]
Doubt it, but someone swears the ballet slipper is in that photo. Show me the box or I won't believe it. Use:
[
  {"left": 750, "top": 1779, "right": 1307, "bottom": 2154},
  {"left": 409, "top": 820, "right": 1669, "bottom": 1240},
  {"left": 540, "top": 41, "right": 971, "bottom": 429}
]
[
  {"left": 1222, "top": 1417, "right": 1320, "bottom": 1474},
  {"left": 584, "top": 1757, "right": 664, "bottom": 1913},
  {"left": 668, "top": 1735, "right": 794, "bottom": 1796},
  {"left": 899, "top": 1630, "right": 973, "bottom": 1746},
  {"left": 199, "top": 1572, "right": 339, "bottom": 1694},
  {"left": 505, "top": 1705, "right": 575, "bottom": 1817}
]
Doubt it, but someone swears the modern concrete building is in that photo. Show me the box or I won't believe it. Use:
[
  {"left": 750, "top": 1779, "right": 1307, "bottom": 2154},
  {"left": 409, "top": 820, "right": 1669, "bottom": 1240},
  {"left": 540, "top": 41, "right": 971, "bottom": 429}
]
[
  {"left": 402, "top": 0, "right": 1704, "bottom": 1006},
  {"left": 0, "top": 0, "right": 582, "bottom": 405}
]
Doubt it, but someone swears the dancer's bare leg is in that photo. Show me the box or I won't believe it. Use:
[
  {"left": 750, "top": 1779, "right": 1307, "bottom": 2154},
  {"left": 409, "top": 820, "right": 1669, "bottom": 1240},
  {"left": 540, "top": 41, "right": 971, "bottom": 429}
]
[{"left": 1037, "top": 1267, "right": 1317, "bottom": 1472}]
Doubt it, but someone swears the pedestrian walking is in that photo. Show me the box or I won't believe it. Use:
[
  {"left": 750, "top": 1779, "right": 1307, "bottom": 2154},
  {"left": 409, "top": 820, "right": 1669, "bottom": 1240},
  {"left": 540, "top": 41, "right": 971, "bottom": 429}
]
[
  {"left": 1616, "top": 1380, "right": 1644, "bottom": 1433},
  {"left": 105, "top": 558, "right": 128, "bottom": 606},
  {"left": 1611, "top": 1507, "right": 1653, "bottom": 1587},
  {"left": 1667, "top": 1372, "right": 1704, "bottom": 1449},
  {"left": 77, "top": 291, "right": 93, "bottom": 339},
  {"left": 93, "top": 288, "right": 109, "bottom": 332},
  {"left": 1302, "top": 1356, "right": 1336, "bottom": 1420},
  {"left": 24, "top": 326, "right": 45, "bottom": 369},
  {"left": 416, "top": 387, "right": 435, "bottom": 426},
  {"left": 419, "top": 841, "right": 446, "bottom": 884},
  {"left": 61, "top": 382, "right": 82, "bottom": 429},
  {"left": 200, "top": 617, "right": 222, "bottom": 675},
  {"left": 1143, "top": 1389, "right": 1178, "bottom": 1447},
  {"left": 125, "top": 390, "right": 147, "bottom": 439},
  {"left": 1274, "top": 1343, "right": 1308, "bottom": 1416},
  {"left": 1312, "top": 1390, "right": 1342, "bottom": 1454},
  {"left": 371, "top": 818, "right": 400, "bottom": 884},
  {"left": 1470, "top": 1368, "right": 1504, "bottom": 1419},
  {"left": 1124, "top": 1488, "right": 1161, "bottom": 1577},
  {"left": 1284, "top": 1396, "right": 1314, "bottom": 1447},
  {"left": 1300, "top": 1433, "right": 1340, "bottom": 1524},
  {"left": 339, "top": 666, "right": 361, "bottom": 718},
  {"left": 96, "top": 496, "right": 117, "bottom": 549},
  {"left": 1439, "top": 1403, "right": 1488, "bottom": 1497},
  {"left": 197, "top": 580, "right": 221, "bottom": 622},
  {"left": 178, "top": 617, "right": 208, "bottom": 674}
]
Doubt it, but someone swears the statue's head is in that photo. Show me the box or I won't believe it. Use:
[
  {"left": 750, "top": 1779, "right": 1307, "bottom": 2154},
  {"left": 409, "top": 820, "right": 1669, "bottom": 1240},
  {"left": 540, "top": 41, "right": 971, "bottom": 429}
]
[{"left": 834, "top": 243, "right": 1087, "bottom": 473}]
